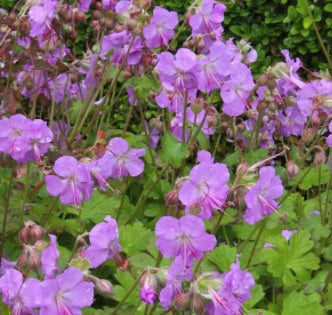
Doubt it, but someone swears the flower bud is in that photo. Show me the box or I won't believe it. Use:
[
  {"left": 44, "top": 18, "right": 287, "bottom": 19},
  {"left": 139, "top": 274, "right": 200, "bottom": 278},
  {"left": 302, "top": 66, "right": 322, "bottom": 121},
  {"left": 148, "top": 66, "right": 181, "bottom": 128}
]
[
  {"left": 114, "top": 252, "right": 130, "bottom": 271},
  {"left": 95, "top": 279, "right": 113, "bottom": 297},
  {"left": 189, "top": 204, "right": 201, "bottom": 215},
  {"left": 125, "top": 18, "right": 137, "bottom": 31},
  {"left": 73, "top": 9, "right": 86, "bottom": 23},
  {"left": 19, "top": 221, "right": 44, "bottom": 244},
  {"left": 302, "top": 128, "right": 315, "bottom": 145},
  {"left": 197, "top": 38, "right": 205, "bottom": 50},
  {"left": 233, "top": 187, "right": 247, "bottom": 212},
  {"left": 16, "top": 244, "right": 41, "bottom": 272},
  {"left": 166, "top": 189, "right": 179, "bottom": 206},
  {"left": 286, "top": 160, "right": 299, "bottom": 178},
  {"left": 314, "top": 149, "right": 326, "bottom": 165},
  {"left": 139, "top": 270, "right": 156, "bottom": 305},
  {"left": 257, "top": 74, "right": 267, "bottom": 86},
  {"left": 174, "top": 292, "right": 191, "bottom": 310},
  {"left": 236, "top": 161, "right": 249, "bottom": 177},
  {"left": 184, "top": 11, "right": 192, "bottom": 24},
  {"left": 191, "top": 294, "right": 205, "bottom": 315},
  {"left": 191, "top": 97, "right": 204, "bottom": 114}
]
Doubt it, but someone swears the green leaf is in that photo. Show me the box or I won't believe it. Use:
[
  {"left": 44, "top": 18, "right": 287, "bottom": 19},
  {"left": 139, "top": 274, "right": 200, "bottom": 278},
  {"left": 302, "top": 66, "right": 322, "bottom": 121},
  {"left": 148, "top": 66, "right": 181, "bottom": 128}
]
[
  {"left": 324, "top": 4, "right": 332, "bottom": 12},
  {"left": 160, "top": 133, "right": 189, "bottom": 168},
  {"left": 244, "top": 285, "right": 265, "bottom": 309},
  {"left": 245, "top": 148, "right": 268, "bottom": 166},
  {"left": 281, "top": 292, "right": 323, "bottom": 315},
  {"left": 133, "top": 75, "right": 160, "bottom": 99},
  {"left": 119, "top": 222, "right": 153, "bottom": 256},
  {"left": 303, "top": 16, "right": 312, "bottom": 29},
  {"left": 80, "top": 191, "right": 122, "bottom": 224},
  {"left": 304, "top": 271, "right": 328, "bottom": 294},
  {"left": 206, "top": 245, "right": 236, "bottom": 272},
  {"left": 260, "top": 230, "right": 320, "bottom": 288}
]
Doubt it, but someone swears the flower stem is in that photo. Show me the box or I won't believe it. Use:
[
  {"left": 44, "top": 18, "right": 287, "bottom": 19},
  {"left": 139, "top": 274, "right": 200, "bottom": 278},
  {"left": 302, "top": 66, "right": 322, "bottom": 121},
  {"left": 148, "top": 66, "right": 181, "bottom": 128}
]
[
  {"left": 111, "top": 271, "right": 145, "bottom": 314},
  {"left": 194, "top": 211, "right": 224, "bottom": 274},
  {"left": 304, "top": 0, "right": 332, "bottom": 73},
  {"left": 245, "top": 219, "right": 266, "bottom": 268},
  {"left": 0, "top": 168, "right": 14, "bottom": 267}
]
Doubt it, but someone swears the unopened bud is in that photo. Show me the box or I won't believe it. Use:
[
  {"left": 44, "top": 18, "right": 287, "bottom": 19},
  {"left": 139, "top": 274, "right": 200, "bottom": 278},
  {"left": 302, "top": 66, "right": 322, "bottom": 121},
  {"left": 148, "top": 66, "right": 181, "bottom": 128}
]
[
  {"left": 114, "top": 24, "right": 124, "bottom": 32},
  {"left": 191, "top": 97, "right": 204, "bottom": 114},
  {"left": 126, "top": 18, "right": 137, "bottom": 31},
  {"left": 175, "top": 292, "right": 191, "bottom": 310},
  {"left": 92, "top": 10, "right": 103, "bottom": 20},
  {"left": 114, "top": 252, "right": 130, "bottom": 271},
  {"left": 207, "top": 115, "right": 218, "bottom": 128},
  {"left": 19, "top": 221, "right": 44, "bottom": 244},
  {"left": 257, "top": 74, "right": 267, "bottom": 86},
  {"left": 314, "top": 149, "right": 326, "bottom": 165},
  {"left": 236, "top": 161, "right": 249, "bottom": 177},
  {"left": 286, "top": 160, "right": 299, "bottom": 178},
  {"left": 302, "top": 128, "right": 315, "bottom": 145},
  {"left": 189, "top": 204, "right": 201, "bottom": 215},
  {"left": 191, "top": 294, "right": 205, "bottom": 315},
  {"left": 95, "top": 279, "right": 113, "bottom": 297},
  {"left": 166, "top": 189, "right": 179, "bottom": 206},
  {"left": 184, "top": 11, "right": 192, "bottom": 24},
  {"left": 73, "top": 9, "right": 86, "bottom": 23},
  {"left": 197, "top": 38, "right": 205, "bottom": 50},
  {"left": 16, "top": 244, "right": 41, "bottom": 272},
  {"left": 139, "top": 270, "right": 156, "bottom": 305}
]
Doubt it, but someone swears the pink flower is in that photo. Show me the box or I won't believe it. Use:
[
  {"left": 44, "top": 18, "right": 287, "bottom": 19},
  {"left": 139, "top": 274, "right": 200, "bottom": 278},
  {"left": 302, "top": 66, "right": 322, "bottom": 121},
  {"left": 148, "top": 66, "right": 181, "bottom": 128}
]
[
  {"left": 107, "top": 137, "right": 146, "bottom": 178},
  {"left": 155, "top": 215, "right": 216, "bottom": 264},
  {"left": 179, "top": 163, "right": 229, "bottom": 220}
]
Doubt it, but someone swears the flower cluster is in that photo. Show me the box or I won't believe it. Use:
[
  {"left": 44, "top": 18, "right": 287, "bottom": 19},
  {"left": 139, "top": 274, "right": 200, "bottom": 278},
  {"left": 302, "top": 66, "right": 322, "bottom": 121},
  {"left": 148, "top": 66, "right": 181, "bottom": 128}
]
[
  {"left": 45, "top": 137, "right": 145, "bottom": 205},
  {"left": 0, "top": 114, "right": 53, "bottom": 164}
]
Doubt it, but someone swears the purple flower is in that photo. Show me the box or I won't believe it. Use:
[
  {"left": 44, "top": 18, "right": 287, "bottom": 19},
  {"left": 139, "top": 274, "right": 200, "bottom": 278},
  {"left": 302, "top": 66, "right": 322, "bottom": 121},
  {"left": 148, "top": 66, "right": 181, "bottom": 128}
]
[
  {"left": 326, "top": 121, "right": 332, "bottom": 147},
  {"left": 197, "top": 41, "right": 230, "bottom": 92},
  {"left": 84, "top": 215, "right": 121, "bottom": 268},
  {"left": 27, "top": 267, "right": 94, "bottom": 314},
  {"left": 220, "top": 63, "right": 255, "bottom": 116},
  {"left": 0, "top": 114, "right": 28, "bottom": 160},
  {"left": 0, "top": 115, "right": 53, "bottom": 163},
  {"left": 107, "top": 137, "right": 146, "bottom": 178},
  {"left": 156, "top": 48, "right": 199, "bottom": 91},
  {"left": 0, "top": 258, "right": 15, "bottom": 276},
  {"left": 101, "top": 31, "right": 143, "bottom": 65},
  {"left": 189, "top": 0, "right": 226, "bottom": 36},
  {"left": 78, "top": 0, "right": 91, "bottom": 12},
  {"left": 41, "top": 234, "right": 59, "bottom": 279},
  {"left": 208, "top": 260, "right": 255, "bottom": 314},
  {"left": 297, "top": 80, "right": 332, "bottom": 118},
  {"left": 88, "top": 152, "right": 114, "bottom": 191},
  {"left": 143, "top": 6, "right": 178, "bottom": 49},
  {"left": 197, "top": 150, "right": 214, "bottom": 164},
  {"left": 16, "top": 119, "right": 53, "bottom": 164},
  {"left": 102, "top": 0, "right": 117, "bottom": 10},
  {"left": 243, "top": 166, "right": 283, "bottom": 224},
  {"left": 278, "top": 105, "right": 305, "bottom": 137},
  {"left": 28, "top": 0, "right": 58, "bottom": 37},
  {"left": 139, "top": 270, "right": 156, "bottom": 305},
  {"left": 281, "top": 229, "right": 297, "bottom": 241},
  {"left": 159, "top": 256, "right": 193, "bottom": 310},
  {"left": 0, "top": 268, "right": 37, "bottom": 314},
  {"left": 155, "top": 215, "right": 216, "bottom": 264},
  {"left": 155, "top": 88, "right": 197, "bottom": 114},
  {"left": 179, "top": 163, "right": 229, "bottom": 220},
  {"left": 45, "top": 156, "right": 93, "bottom": 205}
]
